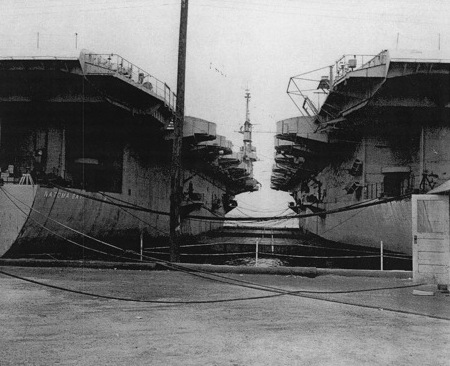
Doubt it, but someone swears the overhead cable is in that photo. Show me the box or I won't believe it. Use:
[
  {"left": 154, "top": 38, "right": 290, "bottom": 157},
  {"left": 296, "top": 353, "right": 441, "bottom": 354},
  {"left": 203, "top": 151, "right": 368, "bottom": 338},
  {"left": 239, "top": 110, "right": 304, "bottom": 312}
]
[{"left": 49, "top": 183, "right": 411, "bottom": 222}]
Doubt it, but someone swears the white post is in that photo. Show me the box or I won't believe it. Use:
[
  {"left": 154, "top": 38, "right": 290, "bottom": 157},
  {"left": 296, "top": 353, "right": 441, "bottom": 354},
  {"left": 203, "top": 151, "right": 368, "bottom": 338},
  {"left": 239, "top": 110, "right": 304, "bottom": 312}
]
[
  {"left": 255, "top": 238, "right": 259, "bottom": 267},
  {"left": 271, "top": 234, "right": 274, "bottom": 253},
  {"left": 140, "top": 231, "right": 144, "bottom": 262},
  {"left": 380, "top": 240, "right": 384, "bottom": 271}
]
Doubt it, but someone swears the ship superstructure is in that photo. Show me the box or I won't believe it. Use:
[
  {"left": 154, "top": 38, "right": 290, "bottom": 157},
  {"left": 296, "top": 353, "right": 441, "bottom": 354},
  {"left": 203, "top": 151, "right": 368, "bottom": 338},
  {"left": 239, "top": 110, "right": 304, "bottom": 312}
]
[
  {"left": 0, "top": 51, "right": 257, "bottom": 257},
  {"left": 272, "top": 49, "right": 450, "bottom": 255},
  {"left": 236, "top": 90, "right": 258, "bottom": 191}
]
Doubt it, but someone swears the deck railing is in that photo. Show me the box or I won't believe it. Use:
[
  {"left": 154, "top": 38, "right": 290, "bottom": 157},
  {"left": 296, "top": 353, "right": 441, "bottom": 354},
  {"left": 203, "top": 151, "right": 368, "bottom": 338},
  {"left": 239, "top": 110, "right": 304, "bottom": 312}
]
[
  {"left": 364, "top": 182, "right": 384, "bottom": 200},
  {"left": 333, "top": 53, "right": 382, "bottom": 83},
  {"left": 82, "top": 53, "right": 176, "bottom": 111}
]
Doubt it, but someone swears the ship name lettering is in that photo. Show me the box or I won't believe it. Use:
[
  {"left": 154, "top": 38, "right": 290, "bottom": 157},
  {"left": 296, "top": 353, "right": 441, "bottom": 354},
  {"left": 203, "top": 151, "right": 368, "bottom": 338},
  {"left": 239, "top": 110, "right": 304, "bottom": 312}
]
[{"left": 43, "top": 191, "right": 80, "bottom": 199}]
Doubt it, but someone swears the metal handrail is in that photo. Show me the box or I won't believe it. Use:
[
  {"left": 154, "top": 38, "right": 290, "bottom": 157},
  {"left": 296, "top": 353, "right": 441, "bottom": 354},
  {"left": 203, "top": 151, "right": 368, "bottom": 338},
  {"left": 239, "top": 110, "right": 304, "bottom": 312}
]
[
  {"left": 0, "top": 56, "right": 78, "bottom": 60},
  {"left": 82, "top": 53, "right": 176, "bottom": 111},
  {"left": 287, "top": 52, "right": 383, "bottom": 125},
  {"left": 333, "top": 53, "right": 381, "bottom": 82}
]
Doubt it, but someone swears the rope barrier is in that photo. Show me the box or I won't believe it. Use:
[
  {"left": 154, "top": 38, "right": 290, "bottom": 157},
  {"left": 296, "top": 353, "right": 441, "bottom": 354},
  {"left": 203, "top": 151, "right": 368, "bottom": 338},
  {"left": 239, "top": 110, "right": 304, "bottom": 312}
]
[
  {"left": 170, "top": 252, "right": 410, "bottom": 261},
  {"left": 145, "top": 241, "right": 411, "bottom": 258},
  {"left": 0, "top": 186, "right": 417, "bottom": 311},
  {"left": 183, "top": 252, "right": 256, "bottom": 257},
  {"left": 0, "top": 196, "right": 394, "bottom": 294},
  {"left": 98, "top": 191, "right": 168, "bottom": 236},
  {"left": 4, "top": 267, "right": 448, "bottom": 321},
  {"left": 0, "top": 268, "right": 287, "bottom": 304},
  {"left": 48, "top": 183, "right": 412, "bottom": 222},
  {"left": 1, "top": 187, "right": 412, "bottom": 268},
  {"left": 0, "top": 189, "right": 427, "bottom": 317},
  {"left": 145, "top": 251, "right": 257, "bottom": 257},
  {"left": 1, "top": 186, "right": 305, "bottom": 298},
  {"left": 2, "top": 187, "right": 321, "bottom": 296},
  {"left": 1, "top": 186, "right": 412, "bottom": 277},
  {"left": 262, "top": 252, "right": 383, "bottom": 259},
  {"left": 1, "top": 267, "right": 423, "bottom": 299},
  {"left": 0, "top": 188, "right": 144, "bottom": 263},
  {"left": 1, "top": 188, "right": 133, "bottom": 254},
  {"left": 0, "top": 189, "right": 439, "bottom": 318}
]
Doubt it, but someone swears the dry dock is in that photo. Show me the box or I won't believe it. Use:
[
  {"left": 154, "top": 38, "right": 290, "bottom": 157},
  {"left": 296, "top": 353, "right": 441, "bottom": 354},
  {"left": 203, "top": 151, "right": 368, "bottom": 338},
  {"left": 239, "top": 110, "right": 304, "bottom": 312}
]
[{"left": 1, "top": 265, "right": 449, "bottom": 365}]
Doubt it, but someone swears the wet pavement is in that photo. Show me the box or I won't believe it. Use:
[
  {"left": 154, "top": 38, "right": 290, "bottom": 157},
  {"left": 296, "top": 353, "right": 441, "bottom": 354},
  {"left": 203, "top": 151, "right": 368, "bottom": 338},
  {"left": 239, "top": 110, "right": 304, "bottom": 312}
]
[{"left": 0, "top": 265, "right": 449, "bottom": 365}]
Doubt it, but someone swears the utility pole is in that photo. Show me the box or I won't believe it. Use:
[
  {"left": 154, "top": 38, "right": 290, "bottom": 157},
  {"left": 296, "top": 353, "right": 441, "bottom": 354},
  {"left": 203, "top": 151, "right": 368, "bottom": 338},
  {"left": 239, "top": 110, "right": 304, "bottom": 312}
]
[{"left": 169, "top": 0, "right": 188, "bottom": 262}]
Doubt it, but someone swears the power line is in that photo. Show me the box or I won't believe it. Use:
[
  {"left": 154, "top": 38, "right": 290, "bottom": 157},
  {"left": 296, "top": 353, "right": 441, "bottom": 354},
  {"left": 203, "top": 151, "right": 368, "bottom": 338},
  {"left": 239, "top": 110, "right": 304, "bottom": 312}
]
[
  {"left": 191, "top": 0, "right": 443, "bottom": 27},
  {"left": 2, "top": 0, "right": 446, "bottom": 27},
  {"left": 1, "top": 0, "right": 179, "bottom": 16}
]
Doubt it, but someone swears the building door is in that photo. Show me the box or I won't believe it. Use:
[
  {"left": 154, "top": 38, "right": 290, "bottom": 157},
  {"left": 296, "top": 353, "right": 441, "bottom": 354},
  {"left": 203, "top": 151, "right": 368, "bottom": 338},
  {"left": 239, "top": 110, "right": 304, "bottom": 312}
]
[{"left": 411, "top": 194, "right": 450, "bottom": 285}]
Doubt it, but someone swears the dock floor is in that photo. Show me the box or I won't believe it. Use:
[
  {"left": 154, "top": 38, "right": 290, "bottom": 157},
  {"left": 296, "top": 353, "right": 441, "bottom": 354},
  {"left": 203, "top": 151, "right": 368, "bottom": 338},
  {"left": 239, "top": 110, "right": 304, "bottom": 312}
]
[{"left": 1, "top": 266, "right": 449, "bottom": 365}]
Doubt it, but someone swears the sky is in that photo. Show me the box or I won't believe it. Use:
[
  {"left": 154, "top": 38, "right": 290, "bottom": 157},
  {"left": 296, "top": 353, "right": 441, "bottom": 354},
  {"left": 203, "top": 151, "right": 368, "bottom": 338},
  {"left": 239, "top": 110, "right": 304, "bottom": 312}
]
[{"left": 1, "top": 0, "right": 450, "bottom": 219}]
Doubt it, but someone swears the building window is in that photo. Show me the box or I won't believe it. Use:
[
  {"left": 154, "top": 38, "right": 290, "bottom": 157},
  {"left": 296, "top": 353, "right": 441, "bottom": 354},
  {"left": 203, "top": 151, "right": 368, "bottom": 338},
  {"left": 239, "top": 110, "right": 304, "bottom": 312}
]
[
  {"left": 381, "top": 167, "right": 411, "bottom": 197},
  {"left": 383, "top": 173, "right": 409, "bottom": 197}
]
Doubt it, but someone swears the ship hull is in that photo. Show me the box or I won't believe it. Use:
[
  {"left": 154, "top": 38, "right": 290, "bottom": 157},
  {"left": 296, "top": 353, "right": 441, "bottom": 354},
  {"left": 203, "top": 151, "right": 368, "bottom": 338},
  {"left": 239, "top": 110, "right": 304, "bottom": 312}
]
[
  {"left": 300, "top": 198, "right": 412, "bottom": 255},
  {"left": 0, "top": 184, "right": 223, "bottom": 258},
  {"left": 0, "top": 185, "right": 37, "bottom": 256}
]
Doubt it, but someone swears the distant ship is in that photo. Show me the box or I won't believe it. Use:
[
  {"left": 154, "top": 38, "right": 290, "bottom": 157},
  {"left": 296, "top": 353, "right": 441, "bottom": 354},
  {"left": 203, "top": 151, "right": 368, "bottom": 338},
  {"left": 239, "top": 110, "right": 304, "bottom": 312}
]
[
  {"left": 0, "top": 51, "right": 258, "bottom": 258},
  {"left": 272, "top": 49, "right": 450, "bottom": 255}
]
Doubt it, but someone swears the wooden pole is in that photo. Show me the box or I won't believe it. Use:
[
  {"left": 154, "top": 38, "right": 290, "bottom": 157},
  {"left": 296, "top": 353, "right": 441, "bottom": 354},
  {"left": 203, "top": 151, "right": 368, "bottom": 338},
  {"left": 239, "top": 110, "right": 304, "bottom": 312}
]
[{"left": 169, "top": 0, "right": 188, "bottom": 263}]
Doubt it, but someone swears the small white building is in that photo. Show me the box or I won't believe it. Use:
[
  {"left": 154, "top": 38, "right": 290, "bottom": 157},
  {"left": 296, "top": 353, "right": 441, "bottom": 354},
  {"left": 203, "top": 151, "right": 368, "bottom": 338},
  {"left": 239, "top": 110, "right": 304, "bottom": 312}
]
[{"left": 412, "top": 182, "right": 450, "bottom": 288}]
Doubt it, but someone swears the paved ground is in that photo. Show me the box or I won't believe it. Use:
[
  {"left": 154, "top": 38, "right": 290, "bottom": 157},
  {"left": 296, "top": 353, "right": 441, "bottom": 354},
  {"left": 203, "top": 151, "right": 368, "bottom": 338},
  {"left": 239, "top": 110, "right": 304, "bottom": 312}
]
[{"left": 1, "top": 266, "right": 449, "bottom": 365}]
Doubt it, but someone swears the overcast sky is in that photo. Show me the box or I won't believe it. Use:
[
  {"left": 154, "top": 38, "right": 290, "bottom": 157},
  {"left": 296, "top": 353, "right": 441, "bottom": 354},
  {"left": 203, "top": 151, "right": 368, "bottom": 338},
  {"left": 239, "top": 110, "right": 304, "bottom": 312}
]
[{"left": 2, "top": 0, "right": 449, "bottom": 217}]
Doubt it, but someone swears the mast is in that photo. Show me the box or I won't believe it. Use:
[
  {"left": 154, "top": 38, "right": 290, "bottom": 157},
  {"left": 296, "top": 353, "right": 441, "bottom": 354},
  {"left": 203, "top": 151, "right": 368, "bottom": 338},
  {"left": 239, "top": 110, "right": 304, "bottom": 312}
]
[
  {"left": 169, "top": 0, "right": 188, "bottom": 263},
  {"left": 242, "top": 90, "right": 253, "bottom": 175}
]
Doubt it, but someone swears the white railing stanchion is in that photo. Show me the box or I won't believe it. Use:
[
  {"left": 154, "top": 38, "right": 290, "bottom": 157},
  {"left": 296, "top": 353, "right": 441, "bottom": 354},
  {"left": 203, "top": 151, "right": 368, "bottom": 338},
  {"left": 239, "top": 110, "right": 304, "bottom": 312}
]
[
  {"left": 255, "top": 238, "right": 259, "bottom": 267},
  {"left": 380, "top": 240, "right": 384, "bottom": 271}
]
